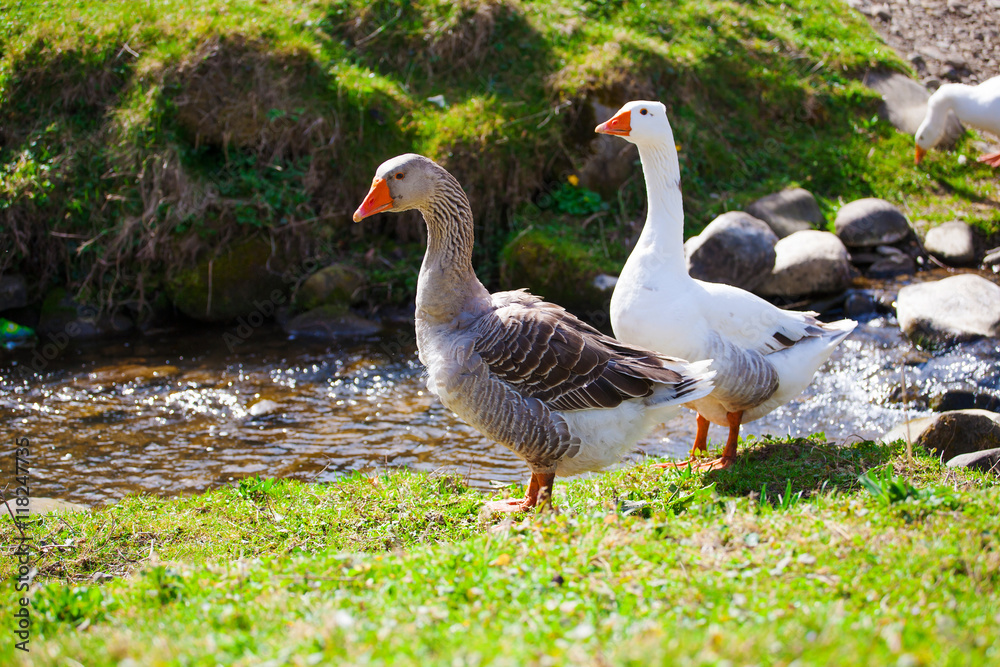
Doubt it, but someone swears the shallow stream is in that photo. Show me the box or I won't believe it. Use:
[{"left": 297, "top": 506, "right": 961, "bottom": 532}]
[{"left": 2, "top": 277, "right": 998, "bottom": 507}]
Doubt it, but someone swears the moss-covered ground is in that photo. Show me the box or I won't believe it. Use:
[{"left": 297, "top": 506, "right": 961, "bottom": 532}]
[
  {"left": 2, "top": 0, "right": 997, "bottom": 315},
  {"left": 2, "top": 438, "right": 999, "bottom": 665}
]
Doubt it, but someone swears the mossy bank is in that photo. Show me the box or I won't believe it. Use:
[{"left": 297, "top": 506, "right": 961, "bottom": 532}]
[{"left": 2, "top": 0, "right": 998, "bottom": 327}]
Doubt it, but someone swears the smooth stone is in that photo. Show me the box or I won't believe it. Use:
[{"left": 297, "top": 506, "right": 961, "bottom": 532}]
[
  {"left": 834, "top": 198, "right": 911, "bottom": 248},
  {"left": 284, "top": 307, "right": 382, "bottom": 339},
  {"left": 896, "top": 274, "right": 1000, "bottom": 344},
  {"left": 919, "top": 412, "right": 1000, "bottom": 460},
  {"left": 946, "top": 448, "right": 1000, "bottom": 474},
  {"left": 2, "top": 497, "right": 90, "bottom": 518},
  {"left": 685, "top": 211, "right": 778, "bottom": 290},
  {"left": 863, "top": 70, "right": 963, "bottom": 142},
  {"left": 0, "top": 275, "right": 28, "bottom": 311},
  {"left": 248, "top": 399, "right": 280, "bottom": 417},
  {"left": 924, "top": 221, "right": 976, "bottom": 265},
  {"left": 883, "top": 409, "right": 1000, "bottom": 447},
  {"left": 983, "top": 247, "right": 1000, "bottom": 267},
  {"left": 756, "top": 230, "right": 853, "bottom": 297},
  {"left": 295, "top": 263, "right": 366, "bottom": 312},
  {"left": 933, "top": 389, "right": 1000, "bottom": 413},
  {"left": 745, "top": 187, "right": 824, "bottom": 239},
  {"left": 866, "top": 253, "right": 915, "bottom": 279}
]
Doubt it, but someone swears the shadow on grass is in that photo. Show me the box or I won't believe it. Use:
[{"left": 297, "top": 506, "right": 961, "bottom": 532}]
[{"left": 701, "top": 437, "right": 896, "bottom": 502}]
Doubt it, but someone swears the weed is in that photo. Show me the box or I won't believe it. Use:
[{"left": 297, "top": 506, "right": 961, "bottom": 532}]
[
  {"left": 859, "top": 464, "right": 963, "bottom": 520},
  {"left": 236, "top": 475, "right": 280, "bottom": 504},
  {"left": 31, "top": 584, "right": 118, "bottom": 632}
]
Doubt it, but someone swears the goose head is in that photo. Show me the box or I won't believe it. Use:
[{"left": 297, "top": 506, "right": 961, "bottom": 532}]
[
  {"left": 913, "top": 116, "right": 942, "bottom": 165},
  {"left": 353, "top": 153, "right": 443, "bottom": 222},
  {"left": 595, "top": 100, "right": 672, "bottom": 145},
  {"left": 914, "top": 88, "right": 957, "bottom": 165}
]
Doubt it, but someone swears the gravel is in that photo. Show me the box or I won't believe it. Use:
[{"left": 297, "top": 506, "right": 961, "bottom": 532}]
[{"left": 844, "top": 0, "right": 999, "bottom": 86}]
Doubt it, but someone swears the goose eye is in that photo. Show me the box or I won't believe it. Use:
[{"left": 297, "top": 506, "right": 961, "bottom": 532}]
[
  {"left": 640, "top": 108, "right": 648, "bottom": 115},
  {"left": 395, "top": 173, "right": 405, "bottom": 180}
]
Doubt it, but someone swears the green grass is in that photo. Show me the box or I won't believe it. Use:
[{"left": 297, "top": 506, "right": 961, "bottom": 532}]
[
  {"left": 2, "top": 0, "right": 997, "bottom": 316},
  {"left": 3, "top": 438, "right": 1000, "bottom": 665}
]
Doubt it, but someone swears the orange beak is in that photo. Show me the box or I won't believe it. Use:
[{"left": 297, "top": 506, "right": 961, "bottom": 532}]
[
  {"left": 914, "top": 145, "right": 926, "bottom": 165},
  {"left": 353, "top": 177, "right": 394, "bottom": 222},
  {"left": 595, "top": 110, "right": 632, "bottom": 137}
]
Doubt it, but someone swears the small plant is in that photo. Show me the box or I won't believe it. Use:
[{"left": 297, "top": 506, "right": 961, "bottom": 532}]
[
  {"left": 32, "top": 584, "right": 118, "bottom": 630},
  {"left": 237, "top": 475, "right": 280, "bottom": 504},
  {"left": 859, "top": 465, "right": 962, "bottom": 518},
  {"left": 142, "top": 565, "right": 186, "bottom": 606},
  {"left": 760, "top": 479, "right": 805, "bottom": 511},
  {"left": 542, "top": 181, "right": 606, "bottom": 216}
]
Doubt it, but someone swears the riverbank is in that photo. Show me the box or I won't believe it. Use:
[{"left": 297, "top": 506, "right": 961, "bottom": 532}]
[
  {"left": 2, "top": 0, "right": 998, "bottom": 333},
  {"left": 2, "top": 438, "right": 998, "bottom": 664}
]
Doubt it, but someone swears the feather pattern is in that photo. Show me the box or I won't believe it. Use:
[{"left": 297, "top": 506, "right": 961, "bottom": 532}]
[{"left": 365, "top": 153, "right": 714, "bottom": 483}]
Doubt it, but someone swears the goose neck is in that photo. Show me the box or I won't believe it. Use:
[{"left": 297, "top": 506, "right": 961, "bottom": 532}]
[
  {"left": 634, "top": 140, "right": 687, "bottom": 271},
  {"left": 416, "top": 185, "right": 489, "bottom": 324}
]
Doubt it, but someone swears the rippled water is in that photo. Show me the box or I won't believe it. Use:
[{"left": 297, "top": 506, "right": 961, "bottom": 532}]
[{"left": 1, "top": 306, "right": 998, "bottom": 507}]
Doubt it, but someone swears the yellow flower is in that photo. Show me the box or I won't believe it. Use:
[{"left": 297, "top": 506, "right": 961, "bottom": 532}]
[{"left": 567, "top": 174, "right": 580, "bottom": 186}]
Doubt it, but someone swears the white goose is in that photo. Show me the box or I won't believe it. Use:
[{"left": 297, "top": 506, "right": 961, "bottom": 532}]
[
  {"left": 915, "top": 76, "right": 1000, "bottom": 167},
  {"left": 354, "top": 154, "right": 714, "bottom": 511},
  {"left": 596, "top": 101, "right": 856, "bottom": 470}
]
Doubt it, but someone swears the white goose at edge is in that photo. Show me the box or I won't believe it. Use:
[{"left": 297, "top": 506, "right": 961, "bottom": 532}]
[
  {"left": 914, "top": 75, "right": 1000, "bottom": 167},
  {"left": 596, "top": 100, "right": 857, "bottom": 470}
]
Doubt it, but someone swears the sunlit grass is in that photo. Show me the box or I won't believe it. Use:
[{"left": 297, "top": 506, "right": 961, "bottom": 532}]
[{"left": 2, "top": 438, "right": 999, "bottom": 664}]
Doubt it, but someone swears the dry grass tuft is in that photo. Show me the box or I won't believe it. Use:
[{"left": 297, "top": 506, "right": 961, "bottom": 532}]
[{"left": 172, "top": 36, "right": 333, "bottom": 163}]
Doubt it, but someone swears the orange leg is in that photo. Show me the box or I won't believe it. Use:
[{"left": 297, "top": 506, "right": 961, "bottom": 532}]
[
  {"left": 656, "top": 413, "right": 710, "bottom": 468},
  {"left": 484, "top": 472, "right": 555, "bottom": 513},
  {"left": 661, "top": 411, "right": 743, "bottom": 471},
  {"left": 978, "top": 151, "right": 1000, "bottom": 168}
]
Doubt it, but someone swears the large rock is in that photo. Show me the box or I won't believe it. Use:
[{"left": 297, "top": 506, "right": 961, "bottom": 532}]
[
  {"left": 685, "top": 211, "right": 778, "bottom": 290},
  {"left": 756, "top": 230, "right": 853, "bottom": 297},
  {"left": 923, "top": 221, "right": 975, "bottom": 266},
  {"left": 0, "top": 275, "right": 28, "bottom": 311},
  {"left": 834, "top": 198, "right": 911, "bottom": 248},
  {"left": 295, "top": 263, "right": 366, "bottom": 313},
  {"left": 745, "top": 188, "right": 824, "bottom": 239},
  {"left": 284, "top": 307, "right": 381, "bottom": 339},
  {"left": 896, "top": 274, "right": 1000, "bottom": 344},
  {"left": 863, "top": 70, "right": 963, "bottom": 144},
  {"left": 946, "top": 448, "right": 1000, "bottom": 475},
  {"left": 167, "top": 239, "right": 290, "bottom": 323},
  {"left": 37, "top": 289, "right": 134, "bottom": 340},
  {"left": 884, "top": 410, "right": 1000, "bottom": 454},
  {"left": 918, "top": 411, "right": 1000, "bottom": 460}
]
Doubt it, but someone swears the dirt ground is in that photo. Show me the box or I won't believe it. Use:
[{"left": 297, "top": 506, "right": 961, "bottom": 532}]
[{"left": 846, "top": 0, "right": 1000, "bottom": 85}]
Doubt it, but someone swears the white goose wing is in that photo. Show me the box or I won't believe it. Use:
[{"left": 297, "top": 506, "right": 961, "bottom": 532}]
[{"left": 698, "top": 280, "right": 848, "bottom": 357}]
